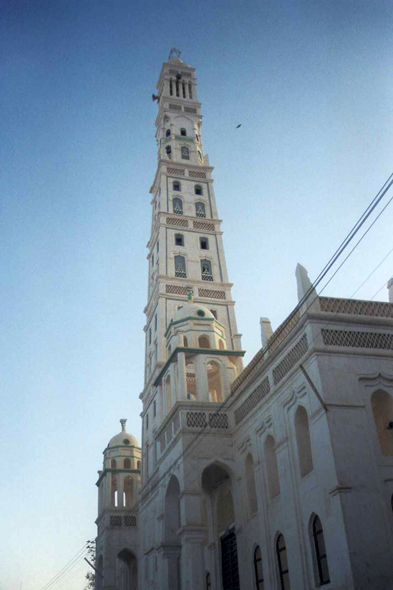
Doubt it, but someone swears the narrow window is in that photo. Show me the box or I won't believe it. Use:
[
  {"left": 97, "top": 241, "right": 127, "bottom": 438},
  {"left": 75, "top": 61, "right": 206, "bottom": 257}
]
[
  {"left": 111, "top": 459, "right": 117, "bottom": 469},
  {"left": 371, "top": 390, "right": 393, "bottom": 456},
  {"left": 198, "top": 150, "right": 203, "bottom": 162},
  {"left": 166, "top": 129, "right": 171, "bottom": 137},
  {"left": 206, "top": 572, "right": 211, "bottom": 589},
  {"left": 181, "top": 146, "right": 190, "bottom": 160},
  {"left": 265, "top": 435, "right": 280, "bottom": 499},
  {"left": 200, "top": 237, "right": 209, "bottom": 250},
  {"left": 183, "top": 336, "right": 188, "bottom": 347},
  {"left": 210, "top": 309, "right": 217, "bottom": 319},
  {"left": 201, "top": 259, "right": 213, "bottom": 281},
  {"left": 173, "top": 198, "right": 183, "bottom": 215},
  {"left": 149, "top": 328, "right": 152, "bottom": 345},
  {"left": 137, "top": 460, "right": 141, "bottom": 470},
  {"left": 176, "top": 79, "right": 180, "bottom": 97},
  {"left": 189, "top": 82, "right": 193, "bottom": 99},
  {"left": 294, "top": 406, "right": 313, "bottom": 477},
  {"left": 195, "top": 184, "right": 203, "bottom": 195},
  {"left": 195, "top": 134, "right": 199, "bottom": 142},
  {"left": 157, "top": 240, "right": 159, "bottom": 252},
  {"left": 151, "top": 254, "right": 154, "bottom": 266},
  {"left": 182, "top": 82, "right": 186, "bottom": 98},
  {"left": 175, "top": 255, "right": 187, "bottom": 278},
  {"left": 169, "top": 78, "right": 173, "bottom": 96},
  {"left": 166, "top": 146, "right": 172, "bottom": 159},
  {"left": 180, "top": 128, "right": 187, "bottom": 136},
  {"left": 175, "top": 233, "right": 184, "bottom": 247},
  {"left": 276, "top": 534, "right": 290, "bottom": 590},
  {"left": 153, "top": 400, "right": 156, "bottom": 417},
  {"left": 312, "top": 516, "right": 330, "bottom": 585},
  {"left": 198, "top": 335, "right": 210, "bottom": 349},
  {"left": 154, "top": 314, "right": 157, "bottom": 331},
  {"left": 124, "top": 458, "right": 131, "bottom": 469},
  {"left": 146, "top": 413, "right": 149, "bottom": 430},
  {"left": 254, "top": 546, "right": 264, "bottom": 590},
  {"left": 173, "top": 180, "right": 181, "bottom": 191},
  {"left": 195, "top": 202, "right": 206, "bottom": 218}
]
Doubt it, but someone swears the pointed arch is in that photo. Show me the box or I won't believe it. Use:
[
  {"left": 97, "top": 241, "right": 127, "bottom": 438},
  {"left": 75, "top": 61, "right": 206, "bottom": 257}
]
[
  {"left": 371, "top": 389, "right": 393, "bottom": 455},
  {"left": 199, "top": 335, "right": 210, "bottom": 348},
  {"left": 124, "top": 476, "right": 134, "bottom": 507},
  {"left": 253, "top": 545, "right": 264, "bottom": 589},
  {"left": 294, "top": 405, "right": 313, "bottom": 477},
  {"left": 124, "top": 458, "right": 131, "bottom": 469},
  {"left": 117, "top": 548, "right": 138, "bottom": 590},
  {"left": 310, "top": 514, "right": 330, "bottom": 586},
  {"left": 207, "top": 360, "right": 223, "bottom": 402},
  {"left": 165, "top": 475, "right": 181, "bottom": 543},
  {"left": 246, "top": 453, "right": 258, "bottom": 515},
  {"left": 276, "top": 533, "right": 290, "bottom": 589},
  {"left": 265, "top": 435, "right": 280, "bottom": 499}
]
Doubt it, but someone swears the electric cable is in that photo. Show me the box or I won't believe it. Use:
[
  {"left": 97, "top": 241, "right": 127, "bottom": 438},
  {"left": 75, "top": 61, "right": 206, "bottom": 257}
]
[
  {"left": 351, "top": 246, "right": 393, "bottom": 298},
  {"left": 38, "top": 544, "right": 88, "bottom": 590}
]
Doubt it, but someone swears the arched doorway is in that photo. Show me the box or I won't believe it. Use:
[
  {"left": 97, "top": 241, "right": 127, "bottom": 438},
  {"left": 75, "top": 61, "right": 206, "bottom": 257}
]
[
  {"left": 117, "top": 549, "right": 137, "bottom": 590},
  {"left": 164, "top": 475, "right": 182, "bottom": 589},
  {"left": 202, "top": 463, "right": 239, "bottom": 590}
]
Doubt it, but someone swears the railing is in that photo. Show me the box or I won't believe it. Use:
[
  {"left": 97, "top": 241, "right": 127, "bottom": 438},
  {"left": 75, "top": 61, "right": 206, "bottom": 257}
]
[
  {"left": 175, "top": 135, "right": 194, "bottom": 143},
  {"left": 109, "top": 513, "right": 137, "bottom": 527},
  {"left": 175, "top": 268, "right": 187, "bottom": 278},
  {"left": 202, "top": 271, "right": 213, "bottom": 281},
  {"left": 173, "top": 206, "right": 183, "bottom": 215},
  {"left": 196, "top": 209, "right": 206, "bottom": 218}
]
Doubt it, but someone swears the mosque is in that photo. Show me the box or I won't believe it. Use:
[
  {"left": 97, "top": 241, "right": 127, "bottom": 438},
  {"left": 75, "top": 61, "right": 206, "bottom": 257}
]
[{"left": 93, "top": 50, "right": 393, "bottom": 590}]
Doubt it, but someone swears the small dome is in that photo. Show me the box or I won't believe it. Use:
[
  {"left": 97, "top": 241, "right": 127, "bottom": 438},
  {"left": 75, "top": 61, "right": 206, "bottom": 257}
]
[
  {"left": 108, "top": 419, "right": 140, "bottom": 449},
  {"left": 173, "top": 303, "right": 214, "bottom": 323}
]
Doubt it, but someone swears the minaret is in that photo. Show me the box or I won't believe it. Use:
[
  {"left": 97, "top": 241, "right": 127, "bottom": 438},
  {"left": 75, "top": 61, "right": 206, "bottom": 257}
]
[
  {"left": 95, "top": 420, "right": 141, "bottom": 590},
  {"left": 141, "top": 49, "right": 245, "bottom": 481}
]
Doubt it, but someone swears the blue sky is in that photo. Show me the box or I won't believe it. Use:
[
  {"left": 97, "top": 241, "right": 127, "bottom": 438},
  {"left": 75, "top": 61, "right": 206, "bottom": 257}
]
[{"left": 1, "top": 1, "right": 393, "bottom": 588}]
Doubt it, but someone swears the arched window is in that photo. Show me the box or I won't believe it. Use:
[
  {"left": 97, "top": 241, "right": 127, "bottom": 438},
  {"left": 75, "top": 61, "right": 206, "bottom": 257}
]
[
  {"left": 182, "top": 83, "right": 186, "bottom": 98},
  {"left": 176, "top": 79, "right": 180, "bottom": 97},
  {"left": 165, "top": 375, "right": 172, "bottom": 412},
  {"left": 166, "top": 129, "right": 171, "bottom": 137},
  {"left": 111, "top": 459, "right": 117, "bottom": 468},
  {"left": 175, "top": 255, "right": 187, "bottom": 278},
  {"left": 254, "top": 546, "right": 264, "bottom": 590},
  {"left": 198, "top": 335, "right": 210, "bottom": 348},
  {"left": 206, "top": 572, "right": 211, "bottom": 589},
  {"left": 200, "top": 237, "right": 209, "bottom": 250},
  {"left": 137, "top": 460, "right": 141, "bottom": 470},
  {"left": 173, "top": 180, "right": 181, "bottom": 191},
  {"left": 188, "top": 82, "right": 193, "bottom": 99},
  {"left": 175, "top": 233, "right": 184, "bottom": 246},
  {"left": 195, "top": 184, "right": 203, "bottom": 195},
  {"left": 165, "top": 145, "right": 171, "bottom": 159},
  {"left": 153, "top": 400, "right": 156, "bottom": 417},
  {"left": 371, "top": 390, "right": 393, "bottom": 456},
  {"left": 124, "top": 476, "right": 134, "bottom": 507},
  {"left": 111, "top": 474, "right": 118, "bottom": 507},
  {"left": 195, "top": 202, "right": 206, "bottom": 218},
  {"left": 207, "top": 360, "right": 223, "bottom": 402},
  {"left": 201, "top": 259, "right": 213, "bottom": 281},
  {"left": 172, "top": 198, "right": 183, "bottom": 215},
  {"left": 124, "top": 458, "right": 131, "bottom": 469},
  {"left": 276, "top": 534, "right": 290, "bottom": 590},
  {"left": 294, "top": 406, "right": 313, "bottom": 477},
  {"left": 169, "top": 78, "right": 173, "bottom": 96},
  {"left": 312, "top": 516, "right": 330, "bottom": 585},
  {"left": 183, "top": 336, "right": 188, "bottom": 347},
  {"left": 219, "top": 339, "right": 225, "bottom": 350},
  {"left": 181, "top": 146, "right": 190, "bottom": 160},
  {"left": 180, "top": 128, "right": 187, "bottom": 136},
  {"left": 246, "top": 454, "right": 258, "bottom": 514},
  {"left": 265, "top": 435, "right": 280, "bottom": 499}
]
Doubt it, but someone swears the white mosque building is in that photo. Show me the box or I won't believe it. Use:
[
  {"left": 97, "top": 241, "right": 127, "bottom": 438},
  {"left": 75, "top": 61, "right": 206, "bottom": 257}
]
[{"left": 93, "top": 49, "right": 393, "bottom": 590}]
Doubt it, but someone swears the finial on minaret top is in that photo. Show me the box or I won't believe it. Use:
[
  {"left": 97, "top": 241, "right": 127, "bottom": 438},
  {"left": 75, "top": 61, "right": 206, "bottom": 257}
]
[
  {"left": 120, "top": 419, "right": 127, "bottom": 431},
  {"left": 295, "top": 263, "right": 314, "bottom": 302},
  {"left": 388, "top": 278, "right": 393, "bottom": 303},
  {"left": 169, "top": 47, "right": 182, "bottom": 61}
]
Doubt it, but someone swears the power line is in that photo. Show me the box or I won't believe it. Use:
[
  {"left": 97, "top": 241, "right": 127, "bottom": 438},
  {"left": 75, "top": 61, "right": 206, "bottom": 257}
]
[
  {"left": 351, "top": 245, "right": 393, "bottom": 299},
  {"left": 38, "top": 544, "right": 87, "bottom": 590}
]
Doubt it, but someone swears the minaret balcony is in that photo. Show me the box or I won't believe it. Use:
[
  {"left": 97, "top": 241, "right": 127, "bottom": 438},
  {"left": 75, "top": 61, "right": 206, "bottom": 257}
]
[
  {"left": 174, "top": 135, "right": 194, "bottom": 143},
  {"left": 201, "top": 271, "right": 214, "bottom": 282}
]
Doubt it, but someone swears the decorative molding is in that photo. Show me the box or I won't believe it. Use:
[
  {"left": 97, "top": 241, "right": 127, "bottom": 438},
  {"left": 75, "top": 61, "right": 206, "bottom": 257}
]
[{"left": 329, "top": 485, "right": 352, "bottom": 497}]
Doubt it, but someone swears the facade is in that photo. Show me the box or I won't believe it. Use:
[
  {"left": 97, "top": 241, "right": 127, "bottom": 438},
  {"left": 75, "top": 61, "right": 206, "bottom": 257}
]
[{"left": 94, "top": 50, "right": 393, "bottom": 590}]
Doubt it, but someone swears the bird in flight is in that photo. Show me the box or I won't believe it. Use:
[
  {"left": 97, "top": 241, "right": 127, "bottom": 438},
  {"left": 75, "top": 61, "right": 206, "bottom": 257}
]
[{"left": 236, "top": 124, "right": 242, "bottom": 128}]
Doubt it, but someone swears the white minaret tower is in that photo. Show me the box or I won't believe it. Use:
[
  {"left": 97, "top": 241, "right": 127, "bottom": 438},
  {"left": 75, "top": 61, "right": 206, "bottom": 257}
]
[
  {"left": 141, "top": 47, "right": 244, "bottom": 473},
  {"left": 139, "top": 50, "right": 245, "bottom": 590},
  {"left": 95, "top": 420, "right": 141, "bottom": 590}
]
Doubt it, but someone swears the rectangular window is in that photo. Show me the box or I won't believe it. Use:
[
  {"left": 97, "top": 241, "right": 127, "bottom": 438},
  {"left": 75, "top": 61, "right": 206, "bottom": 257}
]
[{"left": 200, "top": 237, "right": 209, "bottom": 250}]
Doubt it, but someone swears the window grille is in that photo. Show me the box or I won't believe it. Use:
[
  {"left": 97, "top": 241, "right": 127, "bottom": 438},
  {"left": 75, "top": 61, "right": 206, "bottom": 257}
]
[
  {"left": 320, "top": 296, "right": 393, "bottom": 318},
  {"left": 234, "top": 376, "right": 271, "bottom": 425},
  {"left": 169, "top": 104, "right": 182, "bottom": 111},
  {"left": 166, "top": 284, "right": 188, "bottom": 295},
  {"left": 167, "top": 167, "right": 185, "bottom": 175},
  {"left": 124, "top": 515, "right": 137, "bottom": 526},
  {"left": 208, "top": 413, "right": 229, "bottom": 428},
  {"left": 312, "top": 516, "right": 330, "bottom": 585},
  {"left": 184, "top": 106, "right": 197, "bottom": 114},
  {"left": 272, "top": 334, "right": 308, "bottom": 385},
  {"left": 196, "top": 202, "right": 206, "bottom": 218},
  {"left": 254, "top": 546, "right": 264, "bottom": 590},
  {"left": 189, "top": 170, "right": 206, "bottom": 179},
  {"left": 175, "top": 255, "right": 187, "bottom": 278},
  {"left": 166, "top": 217, "right": 188, "bottom": 228},
  {"left": 321, "top": 329, "right": 393, "bottom": 350},
  {"left": 110, "top": 515, "right": 122, "bottom": 526},
  {"left": 186, "top": 411, "right": 208, "bottom": 428},
  {"left": 198, "top": 288, "right": 226, "bottom": 299},
  {"left": 181, "top": 146, "right": 190, "bottom": 160},
  {"left": 276, "top": 534, "right": 290, "bottom": 590},
  {"left": 193, "top": 221, "right": 215, "bottom": 232}
]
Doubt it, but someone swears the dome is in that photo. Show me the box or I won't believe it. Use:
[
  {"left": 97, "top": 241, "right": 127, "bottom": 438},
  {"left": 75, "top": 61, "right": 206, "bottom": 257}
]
[
  {"left": 108, "top": 419, "right": 140, "bottom": 449},
  {"left": 172, "top": 303, "right": 215, "bottom": 323}
]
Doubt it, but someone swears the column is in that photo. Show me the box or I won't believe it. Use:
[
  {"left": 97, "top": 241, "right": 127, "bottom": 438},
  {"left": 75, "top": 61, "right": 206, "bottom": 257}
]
[
  {"left": 180, "top": 530, "right": 206, "bottom": 589},
  {"left": 177, "top": 352, "right": 187, "bottom": 401},
  {"left": 195, "top": 356, "right": 209, "bottom": 401}
]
